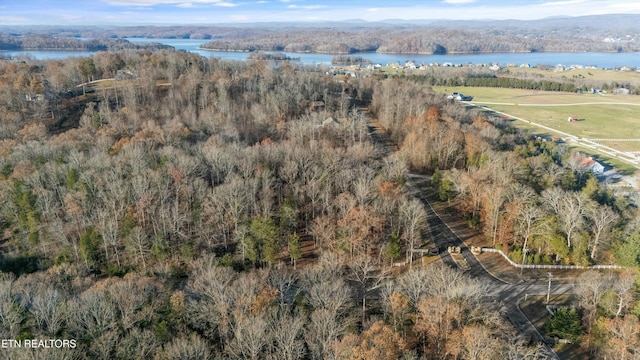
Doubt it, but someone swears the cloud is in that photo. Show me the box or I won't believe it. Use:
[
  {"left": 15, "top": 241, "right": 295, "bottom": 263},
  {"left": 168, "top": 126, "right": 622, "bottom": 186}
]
[
  {"left": 103, "top": 0, "right": 233, "bottom": 6},
  {"left": 607, "top": 2, "right": 640, "bottom": 12},
  {"left": 541, "top": 0, "right": 588, "bottom": 6},
  {"left": 287, "top": 4, "right": 325, "bottom": 10},
  {"left": 229, "top": 14, "right": 251, "bottom": 21},
  {"left": 442, "top": 0, "right": 476, "bottom": 4},
  {"left": 0, "top": 16, "right": 31, "bottom": 22},
  {"left": 156, "top": 0, "right": 240, "bottom": 7}
]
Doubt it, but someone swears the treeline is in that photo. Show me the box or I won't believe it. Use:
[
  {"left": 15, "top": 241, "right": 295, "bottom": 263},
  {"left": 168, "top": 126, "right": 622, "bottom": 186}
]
[
  {"left": 462, "top": 75, "right": 638, "bottom": 94},
  {"left": 202, "top": 29, "right": 382, "bottom": 54},
  {"left": 246, "top": 51, "right": 299, "bottom": 62},
  {"left": 462, "top": 76, "right": 578, "bottom": 92},
  {"left": 0, "top": 35, "right": 172, "bottom": 52},
  {"left": 200, "top": 27, "right": 635, "bottom": 55},
  {"left": 331, "top": 55, "right": 373, "bottom": 65},
  {"left": 400, "top": 74, "right": 577, "bottom": 92},
  {"left": 397, "top": 68, "right": 639, "bottom": 95}
]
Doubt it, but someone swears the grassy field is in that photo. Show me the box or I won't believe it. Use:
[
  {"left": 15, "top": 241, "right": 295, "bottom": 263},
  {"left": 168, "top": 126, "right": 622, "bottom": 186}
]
[
  {"left": 434, "top": 86, "right": 640, "bottom": 151},
  {"left": 503, "top": 67, "right": 640, "bottom": 85}
]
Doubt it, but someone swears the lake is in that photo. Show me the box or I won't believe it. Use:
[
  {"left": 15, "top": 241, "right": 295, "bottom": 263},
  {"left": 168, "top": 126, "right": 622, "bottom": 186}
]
[{"left": 2, "top": 38, "right": 639, "bottom": 69}]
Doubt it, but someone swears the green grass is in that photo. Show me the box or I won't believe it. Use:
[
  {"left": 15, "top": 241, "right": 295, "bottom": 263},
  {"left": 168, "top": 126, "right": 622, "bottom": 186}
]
[
  {"left": 490, "top": 103, "right": 640, "bottom": 141},
  {"left": 435, "top": 86, "right": 640, "bottom": 148},
  {"left": 503, "top": 67, "right": 640, "bottom": 84},
  {"left": 435, "top": 86, "right": 640, "bottom": 173}
]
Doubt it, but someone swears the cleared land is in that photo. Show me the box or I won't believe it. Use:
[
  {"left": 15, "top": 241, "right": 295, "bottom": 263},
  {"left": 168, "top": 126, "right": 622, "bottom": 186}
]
[
  {"left": 435, "top": 87, "right": 640, "bottom": 146},
  {"left": 434, "top": 85, "right": 640, "bottom": 176},
  {"left": 504, "top": 67, "right": 640, "bottom": 85}
]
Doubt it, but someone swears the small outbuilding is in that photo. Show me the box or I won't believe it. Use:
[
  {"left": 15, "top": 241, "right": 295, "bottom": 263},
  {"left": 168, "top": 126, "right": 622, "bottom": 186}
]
[{"left": 568, "top": 115, "right": 580, "bottom": 122}]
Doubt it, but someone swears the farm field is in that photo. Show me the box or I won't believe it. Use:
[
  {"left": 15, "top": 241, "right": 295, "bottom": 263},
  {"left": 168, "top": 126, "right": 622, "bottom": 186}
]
[
  {"left": 434, "top": 86, "right": 640, "bottom": 153},
  {"left": 504, "top": 67, "right": 640, "bottom": 85}
]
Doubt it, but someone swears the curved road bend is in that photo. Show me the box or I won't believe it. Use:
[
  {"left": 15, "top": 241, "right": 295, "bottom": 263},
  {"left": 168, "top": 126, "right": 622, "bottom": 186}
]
[
  {"left": 408, "top": 175, "right": 566, "bottom": 359},
  {"left": 367, "top": 122, "right": 564, "bottom": 359}
]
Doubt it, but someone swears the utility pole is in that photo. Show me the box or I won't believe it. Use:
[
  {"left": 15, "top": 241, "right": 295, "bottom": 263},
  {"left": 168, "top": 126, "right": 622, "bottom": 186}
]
[
  {"left": 546, "top": 272, "right": 553, "bottom": 304},
  {"left": 520, "top": 248, "right": 527, "bottom": 276}
]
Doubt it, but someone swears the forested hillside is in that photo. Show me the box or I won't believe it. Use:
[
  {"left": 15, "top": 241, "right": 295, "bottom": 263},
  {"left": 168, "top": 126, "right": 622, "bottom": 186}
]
[
  {"left": 200, "top": 27, "right": 634, "bottom": 54},
  {"left": 2, "top": 14, "right": 640, "bottom": 54},
  {"left": 0, "top": 48, "right": 639, "bottom": 358},
  {"left": 0, "top": 35, "right": 172, "bottom": 52}
]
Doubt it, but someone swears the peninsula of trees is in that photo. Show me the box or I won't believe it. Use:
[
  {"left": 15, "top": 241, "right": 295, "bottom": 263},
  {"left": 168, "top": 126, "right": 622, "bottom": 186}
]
[{"left": 0, "top": 35, "right": 172, "bottom": 52}]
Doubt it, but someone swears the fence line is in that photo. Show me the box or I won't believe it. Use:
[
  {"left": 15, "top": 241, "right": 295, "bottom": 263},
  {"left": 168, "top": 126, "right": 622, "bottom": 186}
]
[{"left": 480, "top": 248, "right": 623, "bottom": 270}]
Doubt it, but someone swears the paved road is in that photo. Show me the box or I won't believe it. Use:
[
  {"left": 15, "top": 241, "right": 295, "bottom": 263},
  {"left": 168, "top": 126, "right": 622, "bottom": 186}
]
[
  {"left": 409, "top": 176, "right": 564, "bottom": 359},
  {"left": 367, "top": 121, "right": 563, "bottom": 359}
]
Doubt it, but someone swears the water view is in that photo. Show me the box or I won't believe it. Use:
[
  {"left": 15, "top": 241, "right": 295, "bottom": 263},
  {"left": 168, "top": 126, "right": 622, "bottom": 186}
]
[{"left": 2, "top": 37, "right": 639, "bottom": 69}]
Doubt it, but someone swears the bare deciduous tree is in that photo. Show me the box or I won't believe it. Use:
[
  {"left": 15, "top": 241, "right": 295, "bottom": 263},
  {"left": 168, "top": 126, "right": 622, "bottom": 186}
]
[
  {"left": 587, "top": 204, "right": 619, "bottom": 261},
  {"left": 157, "top": 332, "right": 212, "bottom": 360},
  {"left": 269, "top": 310, "right": 306, "bottom": 360},
  {"left": 515, "top": 199, "right": 545, "bottom": 268},
  {"left": 398, "top": 197, "right": 427, "bottom": 268},
  {"left": 543, "top": 188, "right": 589, "bottom": 248},
  {"left": 229, "top": 314, "right": 269, "bottom": 360},
  {"left": 0, "top": 274, "right": 23, "bottom": 338},
  {"left": 575, "top": 270, "right": 612, "bottom": 327},
  {"left": 70, "top": 287, "right": 118, "bottom": 342},
  {"left": 29, "top": 285, "right": 66, "bottom": 335},
  {"left": 349, "top": 255, "right": 389, "bottom": 324}
]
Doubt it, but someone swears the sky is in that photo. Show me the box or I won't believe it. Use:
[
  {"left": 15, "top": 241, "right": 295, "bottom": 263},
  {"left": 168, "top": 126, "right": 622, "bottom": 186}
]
[{"left": 1, "top": 0, "right": 640, "bottom": 25}]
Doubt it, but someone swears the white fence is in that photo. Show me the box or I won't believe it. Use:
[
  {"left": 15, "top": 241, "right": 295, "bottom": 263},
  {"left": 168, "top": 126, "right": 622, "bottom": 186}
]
[{"left": 481, "top": 248, "right": 623, "bottom": 270}]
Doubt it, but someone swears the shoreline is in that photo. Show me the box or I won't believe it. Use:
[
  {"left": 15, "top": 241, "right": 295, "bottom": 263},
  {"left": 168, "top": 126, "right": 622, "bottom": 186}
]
[{"left": 196, "top": 47, "right": 638, "bottom": 56}]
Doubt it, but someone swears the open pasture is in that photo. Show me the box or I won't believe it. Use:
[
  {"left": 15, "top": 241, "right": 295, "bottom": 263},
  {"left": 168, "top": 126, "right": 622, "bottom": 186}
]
[
  {"left": 503, "top": 67, "right": 640, "bottom": 85},
  {"left": 435, "top": 86, "right": 640, "bottom": 152}
]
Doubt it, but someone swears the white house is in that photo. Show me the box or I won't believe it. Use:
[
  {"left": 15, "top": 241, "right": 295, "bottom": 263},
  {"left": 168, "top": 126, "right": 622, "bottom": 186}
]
[{"left": 581, "top": 156, "right": 605, "bottom": 174}]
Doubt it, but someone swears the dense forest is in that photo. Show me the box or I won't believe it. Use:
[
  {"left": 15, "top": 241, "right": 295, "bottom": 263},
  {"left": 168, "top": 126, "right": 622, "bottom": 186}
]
[
  {"left": 2, "top": 14, "right": 640, "bottom": 54},
  {"left": 0, "top": 45, "right": 639, "bottom": 359},
  {"left": 0, "top": 35, "right": 172, "bottom": 52},
  {"left": 203, "top": 27, "right": 638, "bottom": 54},
  {"left": 200, "top": 27, "right": 635, "bottom": 54}
]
